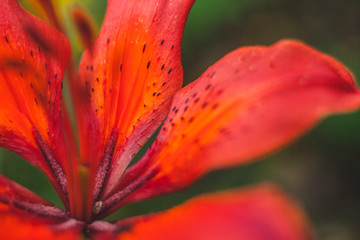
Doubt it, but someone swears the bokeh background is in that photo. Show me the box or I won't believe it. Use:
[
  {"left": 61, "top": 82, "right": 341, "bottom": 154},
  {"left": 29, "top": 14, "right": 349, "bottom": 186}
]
[{"left": 2, "top": 0, "right": 360, "bottom": 239}]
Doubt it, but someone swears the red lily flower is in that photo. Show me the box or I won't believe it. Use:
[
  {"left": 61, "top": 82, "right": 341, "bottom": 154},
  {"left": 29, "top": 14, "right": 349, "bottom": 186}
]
[{"left": 1, "top": 0, "right": 360, "bottom": 239}]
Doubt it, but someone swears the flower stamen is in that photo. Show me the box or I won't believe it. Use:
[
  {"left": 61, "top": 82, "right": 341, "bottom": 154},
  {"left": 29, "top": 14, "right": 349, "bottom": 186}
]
[
  {"left": 95, "top": 165, "right": 159, "bottom": 219},
  {"left": 33, "top": 127, "right": 69, "bottom": 207}
]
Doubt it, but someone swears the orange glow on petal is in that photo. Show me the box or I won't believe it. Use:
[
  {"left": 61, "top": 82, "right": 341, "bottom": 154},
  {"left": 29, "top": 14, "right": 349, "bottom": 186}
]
[
  {"left": 0, "top": 202, "right": 9, "bottom": 211},
  {"left": 0, "top": 207, "right": 82, "bottom": 240},
  {"left": 93, "top": 185, "right": 313, "bottom": 240},
  {"left": 0, "top": 216, "right": 80, "bottom": 240}
]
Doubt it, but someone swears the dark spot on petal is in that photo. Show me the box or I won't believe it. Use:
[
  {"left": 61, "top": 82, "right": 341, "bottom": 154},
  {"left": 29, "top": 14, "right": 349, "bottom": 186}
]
[
  {"left": 96, "top": 78, "right": 99, "bottom": 82},
  {"left": 194, "top": 98, "right": 200, "bottom": 103},
  {"left": 192, "top": 93, "right": 197, "bottom": 98},
  {"left": 172, "top": 106, "right": 176, "bottom": 112},
  {"left": 189, "top": 117, "right": 194, "bottom": 123},
  {"left": 143, "top": 104, "right": 146, "bottom": 107},
  {"left": 92, "top": 88, "right": 94, "bottom": 92},
  {"left": 160, "top": 39, "right": 164, "bottom": 45},
  {"left": 86, "top": 65, "right": 89, "bottom": 70},
  {"left": 107, "top": 38, "right": 110, "bottom": 44},
  {"left": 169, "top": 118, "right": 173, "bottom": 122},
  {"left": 162, "top": 82, "right": 166, "bottom": 86},
  {"left": 153, "top": 92, "right": 156, "bottom": 96},
  {"left": 212, "top": 103, "right": 219, "bottom": 109},
  {"left": 48, "top": 81, "right": 51, "bottom": 85},
  {"left": 54, "top": 74, "right": 57, "bottom": 79},
  {"left": 162, "top": 127, "right": 166, "bottom": 131},
  {"left": 90, "top": 65, "right": 93, "bottom": 71},
  {"left": 168, "top": 68, "right": 172, "bottom": 74},
  {"left": 181, "top": 116, "right": 184, "bottom": 121},
  {"left": 147, "top": 61, "right": 151, "bottom": 69},
  {"left": 219, "top": 128, "right": 227, "bottom": 134},
  {"left": 30, "top": 82, "right": 33, "bottom": 88},
  {"left": 19, "top": 72, "right": 23, "bottom": 77},
  {"left": 175, "top": 109, "right": 179, "bottom": 113},
  {"left": 143, "top": 44, "right": 146, "bottom": 53},
  {"left": 45, "top": 63, "right": 47, "bottom": 69},
  {"left": 120, "top": 64, "right": 122, "bottom": 71},
  {"left": 205, "top": 84, "right": 211, "bottom": 90},
  {"left": 216, "top": 89, "right": 224, "bottom": 95},
  {"left": 152, "top": 82, "right": 156, "bottom": 86},
  {"left": 157, "top": 92, "right": 161, "bottom": 96},
  {"left": 202, "top": 102, "right": 208, "bottom": 108},
  {"left": 161, "top": 64, "right": 165, "bottom": 70},
  {"left": 30, "top": 50, "right": 33, "bottom": 57},
  {"left": 185, "top": 98, "right": 189, "bottom": 104},
  {"left": 34, "top": 98, "right": 38, "bottom": 105},
  {"left": 171, "top": 45, "right": 174, "bottom": 49},
  {"left": 4, "top": 36, "right": 9, "bottom": 43}
]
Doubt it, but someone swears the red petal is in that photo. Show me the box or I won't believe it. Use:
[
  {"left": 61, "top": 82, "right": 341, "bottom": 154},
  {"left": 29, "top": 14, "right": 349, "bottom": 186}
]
[
  {"left": 0, "top": 174, "right": 68, "bottom": 218},
  {"left": 102, "top": 40, "right": 360, "bottom": 214},
  {"left": 92, "top": 185, "right": 313, "bottom": 240},
  {"left": 0, "top": 0, "right": 71, "bottom": 205},
  {"left": 75, "top": 0, "right": 195, "bottom": 208},
  {"left": 0, "top": 203, "right": 82, "bottom": 240}
]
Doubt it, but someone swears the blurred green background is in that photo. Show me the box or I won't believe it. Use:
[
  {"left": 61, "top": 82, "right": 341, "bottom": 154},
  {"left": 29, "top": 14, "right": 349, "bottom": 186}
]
[{"left": 2, "top": 0, "right": 360, "bottom": 239}]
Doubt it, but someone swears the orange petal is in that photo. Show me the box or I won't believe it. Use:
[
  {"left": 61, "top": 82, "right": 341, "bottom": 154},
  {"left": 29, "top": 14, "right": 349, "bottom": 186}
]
[
  {"left": 92, "top": 185, "right": 313, "bottom": 240},
  {"left": 75, "top": 0, "right": 195, "bottom": 206},
  {"left": 0, "top": 202, "right": 82, "bottom": 240},
  {"left": 102, "top": 40, "right": 360, "bottom": 214},
  {"left": 0, "top": 0, "right": 71, "bottom": 205}
]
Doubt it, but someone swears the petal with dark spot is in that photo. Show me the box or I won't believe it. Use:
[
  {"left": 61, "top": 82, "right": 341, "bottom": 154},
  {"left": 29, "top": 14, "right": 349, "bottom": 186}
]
[{"left": 107, "top": 40, "right": 360, "bottom": 213}]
